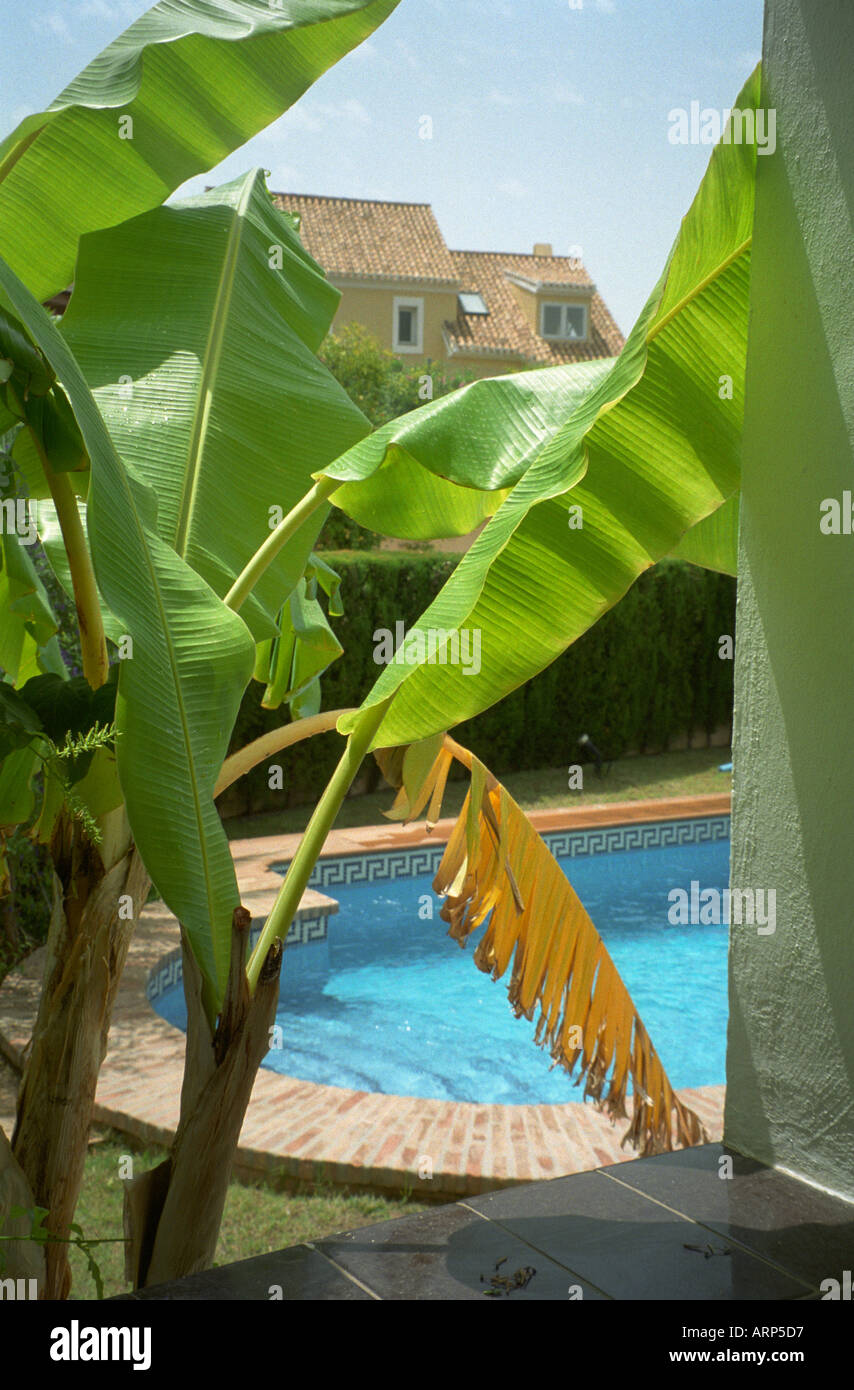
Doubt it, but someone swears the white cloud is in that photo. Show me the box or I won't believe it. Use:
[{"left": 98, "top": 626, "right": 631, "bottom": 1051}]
[
  {"left": 266, "top": 164, "right": 298, "bottom": 192},
  {"left": 280, "top": 105, "right": 324, "bottom": 133},
  {"left": 75, "top": 0, "right": 138, "bottom": 18},
  {"left": 736, "top": 48, "right": 762, "bottom": 70},
  {"left": 551, "top": 83, "right": 585, "bottom": 107},
  {"left": 337, "top": 98, "right": 373, "bottom": 127},
  {"left": 349, "top": 39, "right": 377, "bottom": 63},
  {"left": 276, "top": 98, "right": 372, "bottom": 134},
  {"left": 497, "top": 178, "right": 528, "bottom": 200},
  {"left": 74, "top": 0, "right": 112, "bottom": 16},
  {"left": 394, "top": 39, "right": 420, "bottom": 70},
  {"left": 595, "top": 0, "right": 617, "bottom": 12},
  {"left": 35, "top": 12, "right": 74, "bottom": 43},
  {"left": 488, "top": 88, "right": 517, "bottom": 107}
]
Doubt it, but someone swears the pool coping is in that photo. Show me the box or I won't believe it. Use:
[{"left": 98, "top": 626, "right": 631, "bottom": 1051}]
[{"left": 0, "top": 791, "right": 729, "bottom": 1197}]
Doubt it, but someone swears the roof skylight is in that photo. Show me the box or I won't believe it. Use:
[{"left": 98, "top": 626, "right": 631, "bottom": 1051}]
[{"left": 459, "top": 291, "right": 488, "bottom": 315}]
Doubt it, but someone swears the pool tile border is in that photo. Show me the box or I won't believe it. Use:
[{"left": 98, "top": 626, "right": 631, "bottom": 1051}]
[
  {"left": 0, "top": 792, "right": 729, "bottom": 1197},
  {"left": 281, "top": 812, "right": 731, "bottom": 891}
]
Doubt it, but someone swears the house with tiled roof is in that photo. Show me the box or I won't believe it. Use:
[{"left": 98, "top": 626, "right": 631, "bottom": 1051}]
[{"left": 272, "top": 193, "right": 624, "bottom": 376}]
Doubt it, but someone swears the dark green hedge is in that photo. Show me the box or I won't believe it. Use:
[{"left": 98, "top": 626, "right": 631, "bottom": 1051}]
[{"left": 220, "top": 551, "right": 735, "bottom": 817}]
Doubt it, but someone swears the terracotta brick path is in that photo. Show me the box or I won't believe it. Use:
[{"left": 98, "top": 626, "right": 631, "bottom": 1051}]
[{"left": 0, "top": 794, "right": 728, "bottom": 1197}]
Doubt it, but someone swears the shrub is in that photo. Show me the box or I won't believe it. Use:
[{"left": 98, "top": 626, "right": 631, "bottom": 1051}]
[
  {"left": 314, "top": 324, "right": 476, "bottom": 551},
  {"left": 0, "top": 830, "right": 53, "bottom": 982},
  {"left": 220, "top": 553, "right": 735, "bottom": 817}
]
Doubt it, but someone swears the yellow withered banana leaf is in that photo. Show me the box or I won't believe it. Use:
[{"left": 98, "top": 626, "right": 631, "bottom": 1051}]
[{"left": 428, "top": 750, "right": 707, "bottom": 1157}]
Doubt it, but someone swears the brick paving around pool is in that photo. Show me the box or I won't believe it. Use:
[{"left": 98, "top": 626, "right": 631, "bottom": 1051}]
[{"left": 0, "top": 793, "right": 729, "bottom": 1198}]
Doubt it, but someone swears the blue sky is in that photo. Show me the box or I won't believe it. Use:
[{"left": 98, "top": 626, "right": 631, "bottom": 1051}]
[{"left": 2, "top": 0, "right": 764, "bottom": 333}]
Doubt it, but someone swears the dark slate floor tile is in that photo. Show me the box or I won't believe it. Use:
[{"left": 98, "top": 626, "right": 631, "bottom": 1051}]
[
  {"left": 126, "top": 1243, "right": 374, "bottom": 1301},
  {"left": 315, "top": 1200, "right": 608, "bottom": 1300},
  {"left": 600, "top": 1142, "right": 854, "bottom": 1293},
  {"left": 465, "top": 1167, "right": 810, "bottom": 1300}
]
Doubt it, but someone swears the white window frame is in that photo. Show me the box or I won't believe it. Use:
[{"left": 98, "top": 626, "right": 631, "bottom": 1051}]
[
  {"left": 393, "top": 295, "right": 424, "bottom": 353},
  {"left": 540, "top": 301, "right": 588, "bottom": 342}
]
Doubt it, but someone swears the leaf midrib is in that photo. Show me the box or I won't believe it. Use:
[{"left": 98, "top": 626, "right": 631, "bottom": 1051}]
[
  {"left": 173, "top": 173, "right": 256, "bottom": 558},
  {"left": 646, "top": 236, "right": 752, "bottom": 345}
]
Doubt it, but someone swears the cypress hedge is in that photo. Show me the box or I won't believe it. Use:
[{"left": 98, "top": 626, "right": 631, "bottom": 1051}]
[{"left": 220, "top": 551, "right": 735, "bottom": 818}]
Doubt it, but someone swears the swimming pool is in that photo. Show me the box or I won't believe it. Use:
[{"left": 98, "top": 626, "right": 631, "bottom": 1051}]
[{"left": 149, "top": 816, "right": 730, "bottom": 1105}]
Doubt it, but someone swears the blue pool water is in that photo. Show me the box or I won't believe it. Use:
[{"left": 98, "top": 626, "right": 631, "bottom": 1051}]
[{"left": 152, "top": 832, "right": 730, "bottom": 1104}]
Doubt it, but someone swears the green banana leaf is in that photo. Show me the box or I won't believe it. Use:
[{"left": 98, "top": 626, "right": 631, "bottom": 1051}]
[
  {"left": 6, "top": 422, "right": 89, "bottom": 502},
  {"left": 0, "top": 681, "right": 43, "bottom": 760},
  {"left": 0, "top": 671, "right": 122, "bottom": 845},
  {"left": 323, "top": 69, "right": 758, "bottom": 748},
  {"left": 258, "top": 577, "right": 343, "bottom": 717},
  {"left": 0, "top": 258, "right": 255, "bottom": 1012},
  {"left": 34, "top": 496, "right": 125, "bottom": 650},
  {"left": 0, "top": 747, "right": 38, "bottom": 832},
  {"left": 0, "top": 526, "right": 64, "bottom": 684},
  {"left": 305, "top": 553, "right": 345, "bottom": 618},
  {"left": 325, "top": 358, "right": 615, "bottom": 539},
  {"left": 18, "top": 671, "right": 117, "bottom": 782},
  {"left": 0, "top": 0, "right": 400, "bottom": 301},
  {"left": 58, "top": 170, "right": 370, "bottom": 641},
  {"left": 668, "top": 493, "right": 740, "bottom": 575}
]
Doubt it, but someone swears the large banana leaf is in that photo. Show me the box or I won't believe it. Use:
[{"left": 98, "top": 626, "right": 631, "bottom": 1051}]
[
  {"left": 0, "top": 257, "right": 255, "bottom": 1011},
  {"left": 0, "top": 0, "right": 400, "bottom": 302},
  {"left": 58, "top": 170, "right": 370, "bottom": 640},
  {"left": 326, "top": 358, "right": 615, "bottom": 539},
  {"left": 324, "top": 70, "right": 758, "bottom": 747}
]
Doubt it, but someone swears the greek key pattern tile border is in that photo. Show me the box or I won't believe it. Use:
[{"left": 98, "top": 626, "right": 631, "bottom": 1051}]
[
  {"left": 279, "top": 814, "right": 731, "bottom": 891},
  {"left": 544, "top": 814, "right": 730, "bottom": 860},
  {"left": 146, "top": 950, "right": 183, "bottom": 1003},
  {"left": 146, "top": 917, "right": 330, "bottom": 1002}
]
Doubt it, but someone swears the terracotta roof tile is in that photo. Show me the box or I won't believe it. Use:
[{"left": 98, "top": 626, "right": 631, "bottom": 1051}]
[
  {"left": 447, "top": 250, "right": 625, "bottom": 364},
  {"left": 270, "top": 194, "right": 624, "bottom": 364},
  {"left": 272, "top": 193, "right": 460, "bottom": 285}
]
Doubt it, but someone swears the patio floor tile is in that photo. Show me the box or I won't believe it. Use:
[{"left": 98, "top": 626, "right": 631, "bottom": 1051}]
[{"left": 600, "top": 1142, "right": 854, "bottom": 1291}]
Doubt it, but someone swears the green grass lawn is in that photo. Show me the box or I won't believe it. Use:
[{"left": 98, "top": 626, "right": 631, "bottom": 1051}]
[
  {"left": 225, "top": 744, "right": 732, "bottom": 841},
  {"left": 66, "top": 1134, "right": 427, "bottom": 1299}
]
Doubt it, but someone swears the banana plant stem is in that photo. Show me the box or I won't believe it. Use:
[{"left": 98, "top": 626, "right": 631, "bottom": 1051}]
[
  {"left": 245, "top": 698, "right": 392, "bottom": 994},
  {"left": 36, "top": 438, "right": 109, "bottom": 689},
  {"left": 214, "top": 708, "right": 355, "bottom": 798},
  {"left": 223, "top": 476, "right": 339, "bottom": 613}
]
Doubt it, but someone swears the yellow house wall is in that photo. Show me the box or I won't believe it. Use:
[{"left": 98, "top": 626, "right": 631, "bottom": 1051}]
[
  {"left": 508, "top": 281, "right": 538, "bottom": 331},
  {"left": 329, "top": 284, "right": 459, "bottom": 364},
  {"left": 509, "top": 281, "right": 591, "bottom": 340}
]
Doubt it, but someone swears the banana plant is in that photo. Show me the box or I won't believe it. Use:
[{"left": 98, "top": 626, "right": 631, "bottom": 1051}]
[
  {"left": 0, "top": 0, "right": 401, "bottom": 1299},
  {"left": 0, "top": 0, "right": 756, "bottom": 1296},
  {"left": 241, "top": 70, "right": 756, "bottom": 1180}
]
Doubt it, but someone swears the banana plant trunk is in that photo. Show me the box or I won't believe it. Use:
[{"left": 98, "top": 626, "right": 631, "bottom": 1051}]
[
  {"left": 0, "top": 1125, "right": 46, "bottom": 1289},
  {"left": 12, "top": 810, "right": 149, "bottom": 1300},
  {"left": 124, "top": 909, "right": 282, "bottom": 1289}
]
